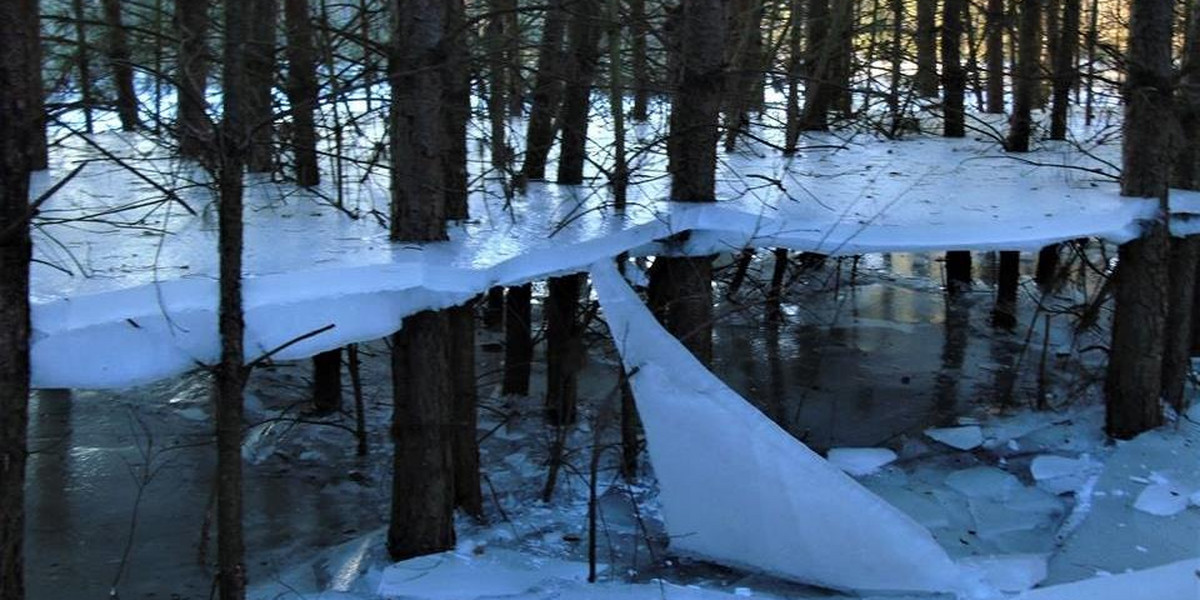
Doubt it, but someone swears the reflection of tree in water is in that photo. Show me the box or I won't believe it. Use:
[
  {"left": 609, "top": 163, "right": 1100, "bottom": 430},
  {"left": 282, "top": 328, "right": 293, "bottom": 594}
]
[
  {"left": 933, "top": 296, "right": 970, "bottom": 422},
  {"left": 30, "top": 390, "right": 73, "bottom": 538}
]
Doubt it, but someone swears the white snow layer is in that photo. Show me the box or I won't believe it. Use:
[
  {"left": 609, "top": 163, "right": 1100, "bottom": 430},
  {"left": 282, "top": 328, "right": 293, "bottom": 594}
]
[
  {"left": 1014, "top": 557, "right": 1200, "bottom": 600},
  {"left": 826, "top": 447, "right": 898, "bottom": 476},
  {"left": 587, "top": 260, "right": 965, "bottom": 594}
]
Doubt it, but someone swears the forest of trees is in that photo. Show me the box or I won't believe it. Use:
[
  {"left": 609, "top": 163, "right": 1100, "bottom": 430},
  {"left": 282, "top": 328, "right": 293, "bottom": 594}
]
[{"left": 2, "top": 0, "right": 1199, "bottom": 598}]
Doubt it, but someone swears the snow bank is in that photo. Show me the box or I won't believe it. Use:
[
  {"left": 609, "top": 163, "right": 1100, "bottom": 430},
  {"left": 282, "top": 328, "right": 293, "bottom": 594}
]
[{"left": 588, "top": 260, "right": 964, "bottom": 594}]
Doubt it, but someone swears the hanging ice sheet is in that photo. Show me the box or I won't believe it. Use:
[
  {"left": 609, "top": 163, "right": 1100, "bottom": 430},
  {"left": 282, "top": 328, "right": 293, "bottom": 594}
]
[{"left": 587, "top": 260, "right": 966, "bottom": 594}]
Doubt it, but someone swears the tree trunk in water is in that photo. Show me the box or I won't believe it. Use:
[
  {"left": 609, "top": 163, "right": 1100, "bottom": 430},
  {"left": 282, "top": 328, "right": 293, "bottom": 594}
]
[
  {"left": 914, "top": 0, "right": 938, "bottom": 97},
  {"left": 178, "top": 0, "right": 211, "bottom": 160},
  {"left": 942, "top": 0, "right": 966, "bottom": 137},
  {"left": 102, "top": 0, "right": 139, "bottom": 130},
  {"left": 993, "top": 251, "right": 1020, "bottom": 328},
  {"left": 502, "top": 283, "right": 533, "bottom": 395},
  {"left": 1007, "top": 0, "right": 1040, "bottom": 151},
  {"left": 0, "top": 2, "right": 35, "bottom": 597},
  {"left": 521, "top": 0, "right": 569, "bottom": 181},
  {"left": 945, "top": 251, "right": 972, "bottom": 292},
  {"left": 449, "top": 302, "right": 483, "bottom": 518},
  {"left": 985, "top": 0, "right": 1005, "bottom": 113},
  {"left": 246, "top": 0, "right": 277, "bottom": 173},
  {"left": 799, "top": 0, "right": 831, "bottom": 131},
  {"left": 1049, "top": 0, "right": 1081, "bottom": 139},
  {"left": 631, "top": 0, "right": 649, "bottom": 121},
  {"left": 285, "top": 0, "right": 319, "bottom": 186},
  {"left": 546, "top": 274, "right": 584, "bottom": 425},
  {"left": 1106, "top": 0, "right": 1173, "bottom": 439},
  {"left": 312, "top": 348, "right": 342, "bottom": 413},
  {"left": 648, "top": 256, "right": 715, "bottom": 365},
  {"left": 387, "top": 0, "right": 456, "bottom": 561},
  {"left": 216, "top": 1, "right": 250, "bottom": 596},
  {"left": 444, "top": 0, "right": 470, "bottom": 219},
  {"left": 1035, "top": 244, "right": 1060, "bottom": 289},
  {"left": 483, "top": 286, "right": 505, "bottom": 329},
  {"left": 556, "top": 0, "right": 603, "bottom": 185}
]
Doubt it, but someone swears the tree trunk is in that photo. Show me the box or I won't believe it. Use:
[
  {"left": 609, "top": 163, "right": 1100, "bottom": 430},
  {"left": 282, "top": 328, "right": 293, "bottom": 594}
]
[
  {"left": 177, "top": 0, "right": 211, "bottom": 160},
  {"left": 783, "top": 0, "right": 803, "bottom": 153},
  {"left": 312, "top": 348, "right": 342, "bottom": 413},
  {"left": 1106, "top": 0, "right": 1173, "bottom": 439},
  {"left": 985, "top": 0, "right": 1005, "bottom": 113},
  {"left": 799, "top": 0, "right": 832, "bottom": 130},
  {"left": 444, "top": 0, "right": 470, "bottom": 219},
  {"left": 102, "top": 0, "right": 140, "bottom": 130},
  {"left": 945, "top": 250, "right": 972, "bottom": 291},
  {"left": 22, "top": 0, "right": 46, "bottom": 170},
  {"left": 521, "top": 0, "right": 569, "bottom": 181},
  {"left": 246, "top": 0, "right": 277, "bottom": 173},
  {"left": 502, "top": 283, "right": 533, "bottom": 395},
  {"left": 648, "top": 255, "right": 715, "bottom": 365},
  {"left": 483, "top": 286, "right": 505, "bottom": 329},
  {"left": 723, "top": 0, "right": 765, "bottom": 151},
  {"left": 449, "top": 302, "right": 483, "bottom": 518},
  {"left": 216, "top": 1, "right": 250, "bottom": 596},
  {"left": 388, "top": 0, "right": 456, "bottom": 561},
  {"left": 486, "top": 0, "right": 511, "bottom": 173},
  {"left": 0, "top": 3, "right": 36, "bottom": 598},
  {"left": 993, "top": 250, "right": 1020, "bottom": 328},
  {"left": 669, "top": 0, "right": 724, "bottom": 201},
  {"left": 1007, "top": 0, "right": 1041, "bottom": 152},
  {"left": 942, "top": 0, "right": 966, "bottom": 137},
  {"left": 546, "top": 274, "right": 585, "bottom": 425},
  {"left": 73, "top": 0, "right": 95, "bottom": 133},
  {"left": 503, "top": 0, "right": 522, "bottom": 114},
  {"left": 1049, "top": 0, "right": 1081, "bottom": 139},
  {"left": 914, "top": 0, "right": 939, "bottom": 96},
  {"left": 631, "top": 0, "right": 650, "bottom": 121},
  {"left": 607, "top": 0, "right": 628, "bottom": 207},
  {"left": 285, "top": 0, "right": 319, "bottom": 186},
  {"left": 556, "top": 0, "right": 603, "bottom": 185}
]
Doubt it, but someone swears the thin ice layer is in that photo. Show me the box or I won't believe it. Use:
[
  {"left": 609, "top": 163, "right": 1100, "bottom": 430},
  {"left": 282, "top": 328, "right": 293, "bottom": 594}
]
[{"left": 588, "top": 260, "right": 963, "bottom": 593}]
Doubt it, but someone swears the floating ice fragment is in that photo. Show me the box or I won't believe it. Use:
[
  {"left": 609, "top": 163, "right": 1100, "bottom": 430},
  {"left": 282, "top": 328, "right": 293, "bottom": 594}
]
[
  {"left": 1031, "top": 454, "right": 1103, "bottom": 495},
  {"left": 945, "top": 467, "right": 1022, "bottom": 500},
  {"left": 958, "top": 554, "right": 1048, "bottom": 593},
  {"left": 376, "top": 549, "right": 591, "bottom": 599},
  {"left": 826, "top": 447, "right": 898, "bottom": 476},
  {"left": 925, "top": 426, "right": 984, "bottom": 450},
  {"left": 1133, "top": 483, "right": 1189, "bottom": 517}
]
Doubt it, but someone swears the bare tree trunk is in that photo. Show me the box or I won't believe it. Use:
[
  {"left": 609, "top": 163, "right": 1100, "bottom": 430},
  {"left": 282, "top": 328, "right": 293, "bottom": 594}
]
[
  {"left": 799, "top": 0, "right": 832, "bottom": 130},
  {"left": 102, "top": 0, "right": 140, "bottom": 130},
  {"left": 1049, "top": 0, "right": 1080, "bottom": 139},
  {"left": 216, "top": 0, "right": 250, "bottom": 596},
  {"left": 246, "top": 0, "right": 277, "bottom": 173},
  {"left": 502, "top": 0, "right": 522, "bottom": 114},
  {"left": 521, "top": 0, "right": 569, "bottom": 181},
  {"left": 311, "top": 348, "right": 341, "bottom": 413},
  {"left": 914, "top": 0, "right": 939, "bottom": 96},
  {"left": 387, "top": 0, "right": 456, "bottom": 561},
  {"left": 887, "top": 0, "right": 904, "bottom": 133},
  {"left": 1042, "top": 0, "right": 1060, "bottom": 108},
  {"left": 993, "top": 251, "right": 1019, "bottom": 328},
  {"left": 0, "top": 3, "right": 36, "bottom": 598},
  {"left": 502, "top": 283, "right": 533, "bottom": 395},
  {"left": 608, "top": 0, "right": 628, "bottom": 207},
  {"left": 1106, "top": 0, "right": 1173, "bottom": 439},
  {"left": 986, "top": 0, "right": 1005, "bottom": 113},
  {"left": 557, "top": 0, "right": 603, "bottom": 185},
  {"left": 783, "top": 0, "right": 803, "bottom": 153},
  {"left": 945, "top": 250, "right": 972, "bottom": 292},
  {"left": 1084, "top": 0, "right": 1098, "bottom": 124},
  {"left": 177, "top": 0, "right": 211, "bottom": 159},
  {"left": 942, "top": 0, "right": 966, "bottom": 136},
  {"left": 449, "top": 302, "right": 482, "bottom": 518},
  {"left": 21, "top": 0, "right": 46, "bottom": 170},
  {"left": 546, "top": 274, "right": 585, "bottom": 425},
  {"left": 285, "top": 0, "right": 319, "bottom": 186},
  {"left": 73, "top": 0, "right": 95, "bottom": 133},
  {"left": 486, "top": 0, "right": 511, "bottom": 173},
  {"left": 483, "top": 286, "right": 505, "bottom": 329},
  {"left": 444, "top": 0, "right": 470, "bottom": 219},
  {"left": 648, "top": 255, "right": 715, "bottom": 365},
  {"left": 723, "top": 0, "right": 765, "bottom": 150},
  {"left": 631, "top": 0, "right": 650, "bottom": 121},
  {"left": 1007, "top": 0, "right": 1040, "bottom": 152}
]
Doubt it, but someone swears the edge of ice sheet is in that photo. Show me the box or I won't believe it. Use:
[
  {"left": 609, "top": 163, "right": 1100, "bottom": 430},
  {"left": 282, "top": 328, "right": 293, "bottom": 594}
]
[
  {"left": 1014, "top": 557, "right": 1200, "bottom": 600},
  {"left": 587, "top": 259, "right": 965, "bottom": 594}
]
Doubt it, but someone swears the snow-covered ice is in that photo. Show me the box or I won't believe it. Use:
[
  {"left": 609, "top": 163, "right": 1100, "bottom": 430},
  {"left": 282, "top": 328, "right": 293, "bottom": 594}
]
[
  {"left": 826, "top": 447, "right": 898, "bottom": 476},
  {"left": 375, "top": 549, "right": 593, "bottom": 599},
  {"left": 926, "top": 426, "right": 984, "bottom": 451},
  {"left": 1133, "top": 483, "right": 1191, "bottom": 517}
]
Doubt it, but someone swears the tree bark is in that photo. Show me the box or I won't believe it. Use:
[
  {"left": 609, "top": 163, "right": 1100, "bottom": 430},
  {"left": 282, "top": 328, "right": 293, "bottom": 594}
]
[
  {"left": 72, "top": 0, "right": 95, "bottom": 133},
  {"left": 723, "top": 0, "right": 765, "bottom": 150},
  {"left": 0, "top": 3, "right": 36, "bottom": 598},
  {"left": 946, "top": 250, "right": 973, "bottom": 292},
  {"left": 444, "top": 0, "right": 470, "bottom": 219},
  {"left": 1007, "top": 0, "right": 1040, "bottom": 152},
  {"left": 985, "top": 0, "right": 1005, "bottom": 113},
  {"left": 521, "top": 0, "right": 569, "bottom": 181},
  {"left": 914, "top": 0, "right": 939, "bottom": 96},
  {"left": 546, "top": 274, "right": 585, "bottom": 425},
  {"left": 648, "top": 255, "right": 714, "bottom": 365},
  {"left": 556, "top": 0, "right": 604, "bottom": 185},
  {"left": 1106, "top": 0, "right": 1173, "bottom": 439},
  {"left": 669, "top": 0, "right": 725, "bottom": 200},
  {"left": 502, "top": 283, "right": 533, "bottom": 395},
  {"left": 177, "top": 0, "right": 211, "bottom": 160},
  {"left": 942, "top": 0, "right": 966, "bottom": 137},
  {"left": 22, "top": 0, "right": 46, "bottom": 169},
  {"left": 783, "top": 0, "right": 803, "bottom": 152},
  {"left": 799, "top": 0, "right": 832, "bottom": 130},
  {"left": 449, "top": 302, "right": 482, "bottom": 518},
  {"left": 993, "top": 250, "right": 1020, "bottom": 328},
  {"left": 285, "top": 0, "right": 319, "bottom": 186},
  {"left": 1049, "top": 0, "right": 1081, "bottom": 139},
  {"left": 102, "top": 0, "right": 140, "bottom": 130},
  {"left": 631, "top": 0, "right": 650, "bottom": 121},
  {"left": 311, "top": 348, "right": 341, "bottom": 413},
  {"left": 486, "top": 0, "right": 511, "bottom": 173},
  {"left": 246, "top": 0, "right": 277, "bottom": 173}
]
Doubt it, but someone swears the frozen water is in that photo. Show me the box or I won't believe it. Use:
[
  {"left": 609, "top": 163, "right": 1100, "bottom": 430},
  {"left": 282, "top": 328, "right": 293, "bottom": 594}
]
[
  {"left": 826, "top": 447, "right": 898, "bottom": 476},
  {"left": 1015, "top": 557, "right": 1200, "bottom": 600},
  {"left": 1030, "top": 455, "right": 1103, "bottom": 496},
  {"left": 926, "top": 426, "right": 984, "bottom": 451},
  {"left": 1133, "top": 483, "right": 1190, "bottom": 517},
  {"left": 375, "top": 549, "right": 592, "bottom": 599},
  {"left": 589, "top": 260, "right": 964, "bottom": 594},
  {"left": 945, "top": 467, "right": 1022, "bottom": 500},
  {"left": 958, "top": 554, "right": 1048, "bottom": 593}
]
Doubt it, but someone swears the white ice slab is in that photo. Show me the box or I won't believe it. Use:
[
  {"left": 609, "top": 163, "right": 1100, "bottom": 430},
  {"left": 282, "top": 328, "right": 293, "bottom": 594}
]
[
  {"left": 926, "top": 426, "right": 984, "bottom": 451},
  {"left": 826, "top": 447, "right": 898, "bottom": 476},
  {"left": 376, "top": 549, "right": 591, "bottom": 599},
  {"left": 589, "top": 260, "right": 964, "bottom": 594},
  {"left": 1014, "top": 557, "right": 1200, "bottom": 600}
]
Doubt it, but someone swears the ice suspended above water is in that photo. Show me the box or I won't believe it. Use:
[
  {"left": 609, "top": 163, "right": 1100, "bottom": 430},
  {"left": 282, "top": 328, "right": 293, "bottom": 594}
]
[{"left": 588, "top": 260, "right": 965, "bottom": 594}]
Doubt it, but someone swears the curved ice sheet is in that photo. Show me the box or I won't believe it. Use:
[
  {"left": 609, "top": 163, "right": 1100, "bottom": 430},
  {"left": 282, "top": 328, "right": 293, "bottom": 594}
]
[{"left": 587, "top": 260, "right": 963, "bottom": 594}]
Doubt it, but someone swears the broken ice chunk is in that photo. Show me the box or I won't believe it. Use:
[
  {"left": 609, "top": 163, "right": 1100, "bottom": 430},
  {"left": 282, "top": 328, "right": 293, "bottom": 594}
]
[
  {"left": 826, "top": 447, "right": 898, "bottom": 476},
  {"left": 926, "top": 425, "right": 984, "bottom": 450},
  {"left": 946, "top": 467, "right": 1022, "bottom": 500},
  {"left": 1030, "top": 454, "right": 1103, "bottom": 496},
  {"left": 1132, "top": 483, "right": 1189, "bottom": 517}
]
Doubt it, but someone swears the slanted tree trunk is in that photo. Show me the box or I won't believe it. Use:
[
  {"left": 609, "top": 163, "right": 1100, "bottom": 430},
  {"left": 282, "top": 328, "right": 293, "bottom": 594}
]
[
  {"left": 387, "top": 0, "right": 456, "bottom": 561},
  {"left": 102, "top": 0, "right": 139, "bottom": 130},
  {"left": 246, "top": 0, "right": 277, "bottom": 173},
  {"left": 311, "top": 348, "right": 341, "bottom": 413},
  {"left": 556, "top": 0, "right": 603, "bottom": 185},
  {"left": 914, "top": 0, "right": 939, "bottom": 96},
  {"left": 1049, "top": 0, "right": 1081, "bottom": 139},
  {"left": 285, "top": 0, "right": 319, "bottom": 186},
  {"left": 631, "top": 0, "right": 650, "bottom": 121},
  {"left": 444, "top": 0, "right": 470, "bottom": 219},
  {"left": 521, "top": 0, "right": 569, "bottom": 181},
  {"left": 942, "top": 0, "right": 966, "bottom": 136},
  {"left": 449, "top": 302, "right": 482, "bottom": 518},
  {"left": 1105, "top": 0, "right": 1173, "bottom": 439},
  {"left": 985, "top": 0, "right": 1005, "bottom": 113},
  {"left": 0, "top": 3, "right": 36, "bottom": 598},
  {"left": 215, "top": 1, "right": 250, "bottom": 597},
  {"left": 502, "top": 283, "right": 533, "bottom": 394},
  {"left": 546, "top": 274, "right": 585, "bottom": 425},
  {"left": 177, "top": 0, "right": 211, "bottom": 160},
  {"left": 1007, "top": 0, "right": 1040, "bottom": 151}
]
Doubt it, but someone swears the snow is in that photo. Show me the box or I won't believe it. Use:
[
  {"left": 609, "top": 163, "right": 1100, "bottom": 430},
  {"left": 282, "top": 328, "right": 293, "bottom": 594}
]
[
  {"left": 1014, "top": 557, "right": 1200, "bottom": 600},
  {"left": 826, "top": 447, "right": 898, "bottom": 476},
  {"left": 926, "top": 426, "right": 984, "bottom": 451},
  {"left": 588, "top": 260, "right": 964, "bottom": 594},
  {"left": 375, "top": 549, "right": 593, "bottom": 599}
]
